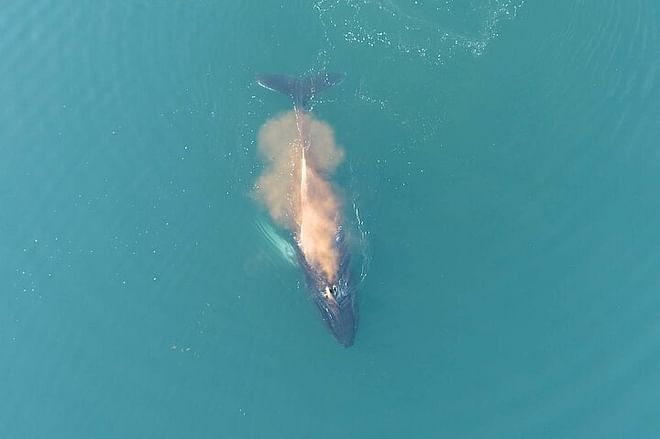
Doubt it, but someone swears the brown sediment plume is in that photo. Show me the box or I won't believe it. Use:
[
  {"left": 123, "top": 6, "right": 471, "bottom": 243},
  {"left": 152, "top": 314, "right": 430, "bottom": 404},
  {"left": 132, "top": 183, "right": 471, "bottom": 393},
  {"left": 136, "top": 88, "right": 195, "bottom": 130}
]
[{"left": 253, "top": 110, "right": 344, "bottom": 282}]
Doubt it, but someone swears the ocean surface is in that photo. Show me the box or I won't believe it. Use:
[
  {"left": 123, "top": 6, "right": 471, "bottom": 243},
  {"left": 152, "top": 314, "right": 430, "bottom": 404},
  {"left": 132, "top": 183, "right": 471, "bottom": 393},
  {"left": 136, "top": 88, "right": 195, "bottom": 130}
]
[{"left": 2, "top": 1, "right": 659, "bottom": 437}]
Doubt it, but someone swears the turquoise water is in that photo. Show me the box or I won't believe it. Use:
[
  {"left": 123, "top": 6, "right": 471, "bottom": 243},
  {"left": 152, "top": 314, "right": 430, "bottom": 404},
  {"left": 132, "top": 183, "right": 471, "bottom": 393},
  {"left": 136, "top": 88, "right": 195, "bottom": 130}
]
[{"left": 2, "top": 0, "right": 660, "bottom": 437}]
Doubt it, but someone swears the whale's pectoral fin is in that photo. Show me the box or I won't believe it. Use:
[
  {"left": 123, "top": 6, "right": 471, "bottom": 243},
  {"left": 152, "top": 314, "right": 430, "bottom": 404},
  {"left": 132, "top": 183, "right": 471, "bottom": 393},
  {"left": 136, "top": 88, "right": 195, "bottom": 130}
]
[
  {"left": 256, "top": 71, "right": 344, "bottom": 109},
  {"left": 255, "top": 217, "right": 298, "bottom": 268}
]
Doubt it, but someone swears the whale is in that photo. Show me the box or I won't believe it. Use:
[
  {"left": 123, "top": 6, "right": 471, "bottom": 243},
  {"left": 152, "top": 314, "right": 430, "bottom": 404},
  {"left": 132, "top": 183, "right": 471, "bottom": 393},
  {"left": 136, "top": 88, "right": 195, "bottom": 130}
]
[{"left": 256, "top": 71, "right": 358, "bottom": 347}]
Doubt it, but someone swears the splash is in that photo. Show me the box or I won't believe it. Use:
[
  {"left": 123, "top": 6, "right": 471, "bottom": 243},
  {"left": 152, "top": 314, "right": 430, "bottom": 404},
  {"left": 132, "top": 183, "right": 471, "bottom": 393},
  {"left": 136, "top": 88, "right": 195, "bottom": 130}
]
[
  {"left": 315, "top": 0, "right": 526, "bottom": 66},
  {"left": 254, "top": 110, "right": 344, "bottom": 282}
]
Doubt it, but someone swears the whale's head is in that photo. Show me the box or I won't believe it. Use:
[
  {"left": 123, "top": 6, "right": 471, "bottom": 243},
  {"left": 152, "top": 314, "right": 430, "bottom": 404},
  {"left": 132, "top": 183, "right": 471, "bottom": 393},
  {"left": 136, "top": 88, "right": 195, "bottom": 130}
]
[
  {"left": 313, "top": 275, "right": 358, "bottom": 347},
  {"left": 295, "top": 227, "right": 359, "bottom": 347},
  {"left": 300, "top": 247, "right": 358, "bottom": 347}
]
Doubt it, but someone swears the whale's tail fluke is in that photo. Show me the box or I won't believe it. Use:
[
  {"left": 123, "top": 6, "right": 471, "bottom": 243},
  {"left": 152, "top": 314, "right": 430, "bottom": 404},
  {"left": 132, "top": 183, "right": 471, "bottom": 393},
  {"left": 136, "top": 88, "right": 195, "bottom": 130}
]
[{"left": 256, "top": 71, "right": 344, "bottom": 109}]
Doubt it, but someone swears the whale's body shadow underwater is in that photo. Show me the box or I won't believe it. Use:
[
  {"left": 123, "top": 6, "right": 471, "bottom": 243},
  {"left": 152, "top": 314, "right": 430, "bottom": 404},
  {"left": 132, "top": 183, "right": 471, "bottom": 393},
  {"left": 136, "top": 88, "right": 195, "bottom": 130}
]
[{"left": 253, "top": 72, "right": 358, "bottom": 347}]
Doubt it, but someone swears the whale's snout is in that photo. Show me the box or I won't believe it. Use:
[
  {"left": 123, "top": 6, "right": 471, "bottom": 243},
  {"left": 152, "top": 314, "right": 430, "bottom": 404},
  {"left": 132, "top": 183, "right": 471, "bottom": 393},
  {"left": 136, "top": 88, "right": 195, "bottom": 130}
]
[
  {"left": 313, "top": 281, "right": 358, "bottom": 347},
  {"left": 329, "top": 295, "right": 357, "bottom": 347}
]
